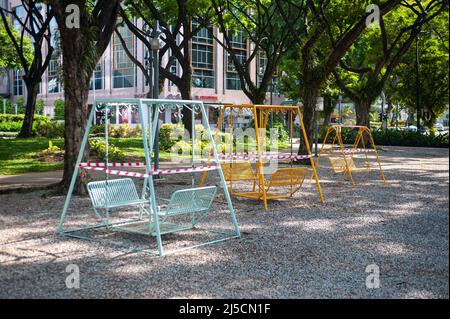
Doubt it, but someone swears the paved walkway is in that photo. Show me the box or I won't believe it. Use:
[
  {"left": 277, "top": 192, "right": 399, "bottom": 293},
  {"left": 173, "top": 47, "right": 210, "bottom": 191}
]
[
  {"left": 0, "top": 170, "right": 63, "bottom": 192},
  {"left": 0, "top": 142, "right": 361, "bottom": 192}
]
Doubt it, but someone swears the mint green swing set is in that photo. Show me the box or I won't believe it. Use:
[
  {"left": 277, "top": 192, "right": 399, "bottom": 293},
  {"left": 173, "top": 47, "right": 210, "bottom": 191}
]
[{"left": 57, "top": 98, "right": 241, "bottom": 256}]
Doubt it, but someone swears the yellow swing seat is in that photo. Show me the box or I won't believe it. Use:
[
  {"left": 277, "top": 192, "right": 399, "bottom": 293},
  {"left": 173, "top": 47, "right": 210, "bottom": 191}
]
[
  {"left": 328, "top": 155, "right": 371, "bottom": 174},
  {"left": 221, "top": 162, "right": 308, "bottom": 200}
]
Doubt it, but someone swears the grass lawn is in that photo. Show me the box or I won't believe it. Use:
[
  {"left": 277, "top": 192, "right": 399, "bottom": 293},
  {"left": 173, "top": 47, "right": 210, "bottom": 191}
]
[
  {"left": 0, "top": 137, "right": 175, "bottom": 175},
  {"left": 0, "top": 137, "right": 290, "bottom": 175},
  {"left": 0, "top": 138, "right": 65, "bottom": 175}
]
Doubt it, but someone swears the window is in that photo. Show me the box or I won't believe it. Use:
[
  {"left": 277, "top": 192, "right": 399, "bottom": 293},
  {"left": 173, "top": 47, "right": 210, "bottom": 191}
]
[
  {"left": 12, "top": 6, "right": 25, "bottom": 31},
  {"left": 48, "top": 18, "right": 60, "bottom": 93},
  {"left": 47, "top": 54, "right": 60, "bottom": 93},
  {"left": 13, "top": 70, "right": 23, "bottom": 96},
  {"left": 226, "top": 31, "right": 247, "bottom": 90},
  {"left": 90, "top": 61, "right": 104, "bottom": 90},
  {"left": 257, "top": 54, "right": 268, "bottom": 86},
  {"left": 168, "top": 48, "right": 178, "bottom": 87},
  {"left": 192, "top": 22, "right": 215, "bottom": 89},
  {"left": 113, "top": 24, "right": 135, "bottom": 88}
]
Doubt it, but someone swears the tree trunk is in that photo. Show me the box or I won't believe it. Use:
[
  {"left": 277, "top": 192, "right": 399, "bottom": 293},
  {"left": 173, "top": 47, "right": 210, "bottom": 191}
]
[
  {"left": 61, "top": 67, "right": 90, "bottom": 194},
  {"left": 322, "top": 95, "right": 334, "bottom": 128},
  {"left": 354, "top": 99, "right": 373, "bottom": 147},
  {"left": 354, "top": 99, "right": 371, "bottom": 127},
  {"left": 50, "top": 0, "right": 120, "bottom": 194},
  {"left": 298, "top": 87, "right": 318, "bottom": 156},
  {"left": 386, "top": 93, "right": 393, "bottom": 128},
  {"left": 17, "top": 80, "right": 39, "bottom": 138},
  {"left": 179, "top": 80, "right": 193, "bottom": 135}
]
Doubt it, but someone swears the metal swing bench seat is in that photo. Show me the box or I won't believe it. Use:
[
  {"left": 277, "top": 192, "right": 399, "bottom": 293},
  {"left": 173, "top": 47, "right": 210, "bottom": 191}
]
[
  {"left": 86, "top": 178, "right": 217, "bottom": 236},
  {"left": 221, "top": 162, "right": 309, "bottom": 200},
  {"left": 328, "top": 155, "right": 357, "bottom": 174}
]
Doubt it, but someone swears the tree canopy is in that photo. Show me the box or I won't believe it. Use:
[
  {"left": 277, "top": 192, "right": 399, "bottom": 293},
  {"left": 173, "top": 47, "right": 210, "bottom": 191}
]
[{"left": 0, "top": 17, "right": 32, "bottom": 72}]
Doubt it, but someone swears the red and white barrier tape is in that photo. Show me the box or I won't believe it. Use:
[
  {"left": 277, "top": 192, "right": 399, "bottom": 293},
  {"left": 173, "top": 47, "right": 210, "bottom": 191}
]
[
  {"left": 342, "top": 148, "right": 375, "bottom": 154},
  {"left": 217, "top": 153, "right": 311, "bottom": 161},
  {"left": 79, "top": 164, "right": 219, "bottom": 178},
  {"left": 80, "top": 162, "right": 146, "bottom": 168}
]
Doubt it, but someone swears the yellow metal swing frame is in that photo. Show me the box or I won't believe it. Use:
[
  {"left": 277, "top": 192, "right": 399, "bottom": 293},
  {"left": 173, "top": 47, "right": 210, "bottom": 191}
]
[
  {"left": 200, "top": 104, "right": 324, "bottom": 210},
  {"left": 314, "top": 125, "right": 387, "bottom": 186}
]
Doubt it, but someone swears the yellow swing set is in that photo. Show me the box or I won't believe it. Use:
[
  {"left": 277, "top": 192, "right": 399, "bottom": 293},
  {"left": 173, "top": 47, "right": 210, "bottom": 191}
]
[
  {"left": 314, "top": 125, "right": 387, "bottom": 186},
  {"left": 200, "top": 104, "right": 325, "bottom": 209}
]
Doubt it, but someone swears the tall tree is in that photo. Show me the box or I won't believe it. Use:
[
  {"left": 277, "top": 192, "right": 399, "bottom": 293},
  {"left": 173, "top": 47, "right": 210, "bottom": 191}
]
[
  {"left": 390, "top": 7, "right": 449, "bottom": 129},
  {"left": 119, "top": 0, "right": 213, "bottom": 133},
  {"left": 0, "top": 17, "right": 30, "bottom": 71},
  {"left": 276, "top": 0, "right": 401, "bottom": 154},
  {"left": 202, "top": 0, "right": 306, "bottom": 104},
  {"left": 0, "top": 1, "right": 54, "bottom": 137},
  {"left": 48, "top": 0, "right": 121, "bottom": 192},
  {"left": 332, "top": 0, "right": 448, "bottom": 127}
]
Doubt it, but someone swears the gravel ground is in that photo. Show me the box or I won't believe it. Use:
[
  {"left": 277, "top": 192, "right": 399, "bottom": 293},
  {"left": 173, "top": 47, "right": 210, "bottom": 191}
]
[{"left": 0, "top": 145, "right": 448, "bottom": 299}]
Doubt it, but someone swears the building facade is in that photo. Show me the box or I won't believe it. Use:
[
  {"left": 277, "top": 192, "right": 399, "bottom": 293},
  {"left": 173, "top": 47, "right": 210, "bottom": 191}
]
[{"left": 1, "top": 1, "right": 283, "bottom": 125}]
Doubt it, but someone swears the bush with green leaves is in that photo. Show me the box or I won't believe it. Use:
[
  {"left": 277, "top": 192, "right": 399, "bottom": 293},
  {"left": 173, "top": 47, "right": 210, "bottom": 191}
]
[
  {"left": 89, "top": 139, "right": 125, "bottom": 162},
  {"left": 249, "top": 115, "right": 289, "bottom": 143},
  {"left": 36, "top": 99, "right": 44, "bottom": 115},
  {"left": 53, "top": 99, "right": 64, "bottom": 120},
  {"left": 159, "top": 123, "right": 186, "bottom": 151},
  {"left": 16, "top": 97, "right": 25, "bottom": 114},
  {"left": 34, "top": 121, "right": 65, "bottom": 138},
  {"left": 90, "top": 124, "right": 142, "bottom": 138},
  {"left": 338, "top": 127, "right": 449, "bottom": 148},
  {"left": 0, "top": 98, "right": 14, "bottom": 114},
  {"left": 0, "top": 114, "right": 64, "bottom": 138},
  {"left": 0, "top": 121, "right": 22, "bottom": 132}
]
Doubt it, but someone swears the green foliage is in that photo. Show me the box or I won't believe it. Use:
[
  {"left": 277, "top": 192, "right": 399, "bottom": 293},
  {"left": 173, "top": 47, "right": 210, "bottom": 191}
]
[
  {"left": 339, "top": 127, "right": 449, "bottom": 148},
  {"left": 16, "top": 97, "right": 26, "bottom": 114},
  {"left": 45, "top": 140, "right": 61, "bottom": 152},
  {"left": 34, "top": 121, "right": 65, "bottom": 139},
  {"left": 0, "top": 17, "right": 33, "bottom": 71},
  {"left": 0, "top": 114, "right": 64, "bottom": 138},
  {"left": 334, "top": 2, "right": 448, "bottom": 125},
  {"left": 390, "top": 10, "right": 449, "bottom": 128},
  {"left": 0, "top": 98, "right": 16, "bottom": 114},
  {"left": 53, "top": 99, "right": 65, "bottom": 121},
  {"left": 110, "top": 124, "right": 142, "bottom": 138},
  {"left": 0, "top": 120, "right": 22, "bottom": 132},
  {"left": 249, "top": 115, "right": 289, "bottom": 143},
  {"left": 90, "top": 124, "right": 142, "bottom": 138},
  {"left": 159, "top": 123, "right": 186, "bottom": 151},
  {"left": 36, "top": 99, "right": 44, "bottom": 115},
  {"left": 89, "top": 139, "right": 125, "bottom": 162},
  {"left": 0, "top": 138, "right": 65, "bottom": 175}
]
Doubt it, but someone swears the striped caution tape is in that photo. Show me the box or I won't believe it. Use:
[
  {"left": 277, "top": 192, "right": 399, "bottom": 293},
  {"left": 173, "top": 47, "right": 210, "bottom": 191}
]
[{"left": 79, "top": 163, "right": 219, "bottom": 178}]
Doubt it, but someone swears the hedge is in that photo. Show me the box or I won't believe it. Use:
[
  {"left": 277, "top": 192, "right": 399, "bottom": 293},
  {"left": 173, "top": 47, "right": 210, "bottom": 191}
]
[
  {"left": 0, "top": 114, "right": 64, "bottom": 138},
  {"left": 338, "top": 127, "right": 449, "bottom": 148}
]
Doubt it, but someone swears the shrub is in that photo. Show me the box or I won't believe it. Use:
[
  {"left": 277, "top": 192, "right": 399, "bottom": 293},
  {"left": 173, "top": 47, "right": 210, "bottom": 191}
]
[
  {"left": 0, "top": 121, "right": 22, "bottom": 132},
  {"left": 0, "top": 98, "right": 15, "bottom": 114},
  {"left": 53, "top": 99, "right": 64, "bottom": 120},
  {"left": 159, "top": 123, "right": 185, "bottom": 151},
  {"left": 33, "top": 121, "right": 65, "bottom": 138},
  {"left": 45, "top": 140, "right": 61, "bottom": 152},
  {"left": 36, "top": 99, "right": 44, "bottom": 115},
  {"left": 16, "top": 97, "right": 26, "bottom": 114},
  {"left": 0, "top": 114, "right": 58, "bottom": 136},
  {"left": 337, "top": 127, "right": 449, "bottom": 148},
  {"left": 249, "top": 115, "right": 289, "bottom": 143},
  {"left": 89, "top": 139, "right": 125, "bottom": 162},
  {"left": 90, "top": 124, "right": 142, "bottom": 138}
]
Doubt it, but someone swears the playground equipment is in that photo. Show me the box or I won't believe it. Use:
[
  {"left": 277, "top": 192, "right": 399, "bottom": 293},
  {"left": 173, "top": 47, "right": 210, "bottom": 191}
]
[
  {"left": 57, "top": 98, "right": 240, "bottom": 256},
  {"left": 201, "top": 104, "right": 324, "bottom": 209},
  {"left": 314, "top": 125, "right": 386, "bottom": 186}
]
